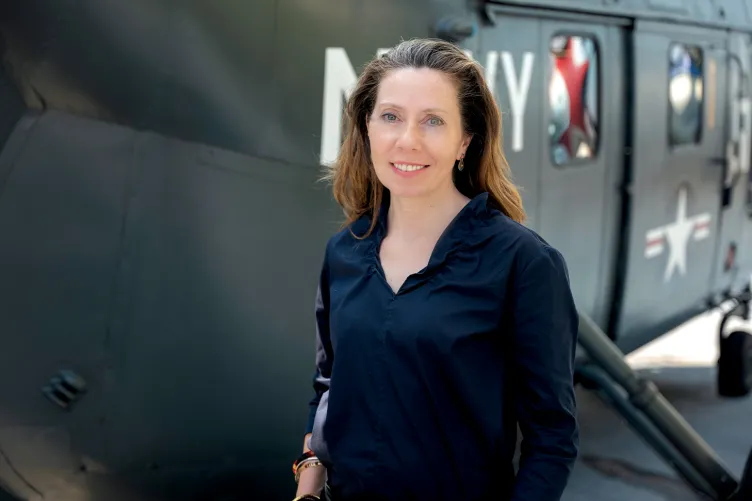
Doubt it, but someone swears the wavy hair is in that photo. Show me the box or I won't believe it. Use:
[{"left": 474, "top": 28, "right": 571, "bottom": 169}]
[{"left": 322, "top": 38, "right": 525, "bottom": 237}]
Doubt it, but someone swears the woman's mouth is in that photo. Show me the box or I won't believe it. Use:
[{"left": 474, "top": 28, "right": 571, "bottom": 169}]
[{"left": 391, "top": 162, "right": 429, "bottom": 173}]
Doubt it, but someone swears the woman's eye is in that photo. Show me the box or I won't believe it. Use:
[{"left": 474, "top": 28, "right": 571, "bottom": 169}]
[{"left": 379, "top": 113, "right": 443, "bottom": 125}]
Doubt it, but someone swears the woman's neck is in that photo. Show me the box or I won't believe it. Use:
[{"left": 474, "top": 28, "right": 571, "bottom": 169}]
[{"left": 386, "top": 186, "right": 470, "bottom": 242}]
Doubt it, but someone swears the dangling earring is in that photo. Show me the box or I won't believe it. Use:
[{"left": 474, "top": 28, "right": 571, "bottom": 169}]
[{"left": 458, "top": 157, "right": 464, "bottom": 171}]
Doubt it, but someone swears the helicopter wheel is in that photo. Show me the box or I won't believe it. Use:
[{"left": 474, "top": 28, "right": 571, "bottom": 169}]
[{"left": 717, "top": 330, "right": 752, "bottom": 398}]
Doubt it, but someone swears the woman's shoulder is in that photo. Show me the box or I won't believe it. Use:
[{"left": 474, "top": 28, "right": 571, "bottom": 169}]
[
  {"left": 321, "top": 213, "right": 378, "bottom": 263},
  {"left": 481, "top": 211, "right": 570, "bottom": 279}
]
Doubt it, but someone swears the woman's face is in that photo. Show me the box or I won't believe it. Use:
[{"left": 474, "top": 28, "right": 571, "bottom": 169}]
[{"left": 367, "top": 67, "right": 471, "bottom": 200}]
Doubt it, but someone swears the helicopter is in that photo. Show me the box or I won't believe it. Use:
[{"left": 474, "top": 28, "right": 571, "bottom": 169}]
[{"left": 0, "top": 0, "right": 750, "bottom": 500}]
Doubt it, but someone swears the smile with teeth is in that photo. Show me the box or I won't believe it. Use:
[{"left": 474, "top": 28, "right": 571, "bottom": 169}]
[{"left": 392, "top": 162, "right": 429, "bottom": 172}]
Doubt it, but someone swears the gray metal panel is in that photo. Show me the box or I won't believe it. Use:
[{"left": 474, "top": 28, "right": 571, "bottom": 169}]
[
  {"left": 478, "top": 12, "right": 542, "bottom": 230},
  {"left": 491, "top": 0, "right": 752, "bottom": 30},
  {"left": 714, "top": 0, "right": 752, "bottom": 23},
  {"left": 615, "top": 21, "right": 728, "bottom": 349},
  {"left": 710, "top": 32, "right": 752, "bottom": 296},
  {"left": 479, "top": 9, "right": 626, "bottom": 341},
  {"left": 645, "top": 0, "right": 691, "bottom": 15},
  {"left": 593, "top": 25, "right": 628, "bottom": 331},
  {"left": 535, "top": 20, "right": 623, "bottom": 328},
  {"left": 0, "top": 110, "right": 131, "bottom": 496}
]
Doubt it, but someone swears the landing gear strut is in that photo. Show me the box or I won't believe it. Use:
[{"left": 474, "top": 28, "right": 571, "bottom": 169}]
[
  {"left": 575, "top": 311, "right": 752, "bottom": 501},
  {"left": 717, "top": 291, "right": 752, "bottom": 397}
]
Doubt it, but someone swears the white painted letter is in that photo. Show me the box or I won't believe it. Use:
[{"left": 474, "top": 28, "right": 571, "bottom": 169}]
[
  {"left": 320, "top": 48, "right": 357, "bottom": 166},
  {"left": 501, "top": 51, "right": 534, "bottom": 152},
  {"left": 484, "top": 51, "right": 499, "bottom": 96}
]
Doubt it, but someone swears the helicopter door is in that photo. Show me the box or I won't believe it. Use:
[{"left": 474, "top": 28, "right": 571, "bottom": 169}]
[
  {"left": 536, "top": 19, "right": 626, "bottom": 328},
  {"left": 479, "top": 12, "right": 625, "bottom": 326},
  {"left": 713, "top": 34, "right": 752, "bottom": 293},
  {"left": 615, "top": 22, "right": 729, "bottom": 351}
]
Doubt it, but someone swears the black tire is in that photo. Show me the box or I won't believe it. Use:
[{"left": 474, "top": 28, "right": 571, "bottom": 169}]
[
  {"left": 729, "top": 447, "right": 752, "bottom": 501},
  {"left": 717, "top": 330, "right": 752, "bottom": 397}
]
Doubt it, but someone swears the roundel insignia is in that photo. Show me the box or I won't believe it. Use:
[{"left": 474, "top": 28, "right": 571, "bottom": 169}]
[{"left": 644, "top": 185, "right": 711, "bottom": 283}]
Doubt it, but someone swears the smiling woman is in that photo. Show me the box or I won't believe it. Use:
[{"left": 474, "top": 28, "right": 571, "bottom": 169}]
[
  {"left": 293, "top": 38, "right": 580, "bottom": 501},
  {"left": 324, "top": 38, "right": 526, "bottom": 238},
  {"left": 368, "top": 67, "right": 469, "bottom": 197}
]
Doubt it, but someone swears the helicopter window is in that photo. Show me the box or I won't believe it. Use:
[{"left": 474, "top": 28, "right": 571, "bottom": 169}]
[
  {"left": 668, "top": 43, "right": 703, "bottom": 146},
  {"left": 548, "top": 34, "right": 599, "bottom": 166}
]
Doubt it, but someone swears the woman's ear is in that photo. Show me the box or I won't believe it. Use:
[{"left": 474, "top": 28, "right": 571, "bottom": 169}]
[{"left": 458, "top": 134, "right": 473, "bottom": 159}]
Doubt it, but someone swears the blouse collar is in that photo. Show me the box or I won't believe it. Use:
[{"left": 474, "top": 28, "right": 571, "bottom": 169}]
[{"left": 358, "top": 191, "right": 496, "bottom": 279}]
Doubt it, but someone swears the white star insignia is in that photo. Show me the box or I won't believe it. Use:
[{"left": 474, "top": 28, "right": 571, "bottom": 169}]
[{"left": 644, "top": 187, "right": 711, "bottom": 283}]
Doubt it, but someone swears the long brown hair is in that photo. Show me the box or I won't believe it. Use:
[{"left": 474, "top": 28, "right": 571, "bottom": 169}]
[{"left": 322, "top": 38, "right": 526, "bottom": 237}]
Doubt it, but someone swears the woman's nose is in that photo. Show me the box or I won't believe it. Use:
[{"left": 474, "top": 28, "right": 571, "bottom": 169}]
[{"left": 395, "top": 122, "right": 422, "bottom": 150}]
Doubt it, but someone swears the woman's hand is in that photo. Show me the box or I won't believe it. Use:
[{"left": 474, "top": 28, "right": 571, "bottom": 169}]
[{"left": 294, "top": 433, "right": 326, "bottom": 498}]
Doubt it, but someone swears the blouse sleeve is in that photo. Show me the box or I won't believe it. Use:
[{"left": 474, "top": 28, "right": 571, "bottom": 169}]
[
  {"left": 305, "top": 251, "right": 333, "bottom": 435},
  {"left": 510, "top": 245, "right": 580, "bottom": 501}
]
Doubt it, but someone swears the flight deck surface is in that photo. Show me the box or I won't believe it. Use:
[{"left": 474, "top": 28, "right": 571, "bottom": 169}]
[{"left": 562, "top": 310, "right": 752, "bottom": 501}]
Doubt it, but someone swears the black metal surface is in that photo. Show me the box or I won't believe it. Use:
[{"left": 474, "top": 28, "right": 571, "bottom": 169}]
[
  {"left": 0, "top": 33, "right": 25, "bottom": 165},
  {"left": 0, "top": 0, "right": 458, "bottom": 169},
  {"left": 0, "top": 76, "right": 23, "bottom": 150}
]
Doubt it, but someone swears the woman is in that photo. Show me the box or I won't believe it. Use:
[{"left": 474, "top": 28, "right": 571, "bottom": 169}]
[{"left": 292, "top": 38, "right": 579, "bottom": 501}]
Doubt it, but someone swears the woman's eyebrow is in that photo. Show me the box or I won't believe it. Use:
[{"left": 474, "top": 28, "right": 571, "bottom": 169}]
[{"left": 377, "top": 102, "right": 448, "bottom": 114}]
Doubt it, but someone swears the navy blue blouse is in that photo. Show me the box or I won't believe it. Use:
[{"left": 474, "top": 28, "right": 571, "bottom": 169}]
[{"left": 305, "top": 192, "right": 579, "bottom": 501}]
